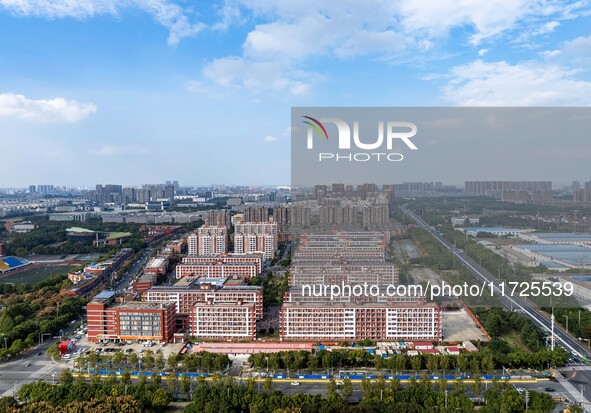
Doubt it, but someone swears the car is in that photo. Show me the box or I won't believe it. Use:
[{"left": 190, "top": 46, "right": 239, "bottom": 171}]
[
  {"left": 25, "top": 362, "right": 31, "bottom": 367},
  {"left": 290, "top": 381, "right": 300, "bottom": 386},
  {"left": 336, "top": 381, "right": 344, "bottom": 386},
  {"left": 37, "top": 352, "right": 43, "bottom": 356},
  {"left": 545, "top": 387, "right": 556, "bottom": 392}
]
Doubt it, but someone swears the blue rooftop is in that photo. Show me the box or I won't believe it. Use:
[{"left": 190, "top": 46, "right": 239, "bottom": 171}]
[
  {"left": 531, "top": 232, "right": 591, "bottom": 242},
  {"left": 94, "top": 290, "right": 116, "bottom": 299},
  {"left": 517, "top": 244, "right": 591, "bottom": 266}
]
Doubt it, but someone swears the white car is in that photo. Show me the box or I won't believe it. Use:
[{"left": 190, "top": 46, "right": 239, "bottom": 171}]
[
  {"left": 336, "top": 381, "right": 344, "bottom": 386},
  {"left": 290, "top": 381, "right": 300, "bottom": 386}
]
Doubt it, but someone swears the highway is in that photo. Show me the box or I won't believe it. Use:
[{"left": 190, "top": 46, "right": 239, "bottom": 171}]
[
  {"left": 400, "top": 205, "right": 591, "bottom": 360},
  {"left": 401, "top": 205, "right": 591, "bottom": 409}
]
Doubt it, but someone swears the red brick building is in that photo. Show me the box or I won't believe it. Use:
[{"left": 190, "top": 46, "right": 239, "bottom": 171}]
[{"left": 87, "top": 291, "right": 176, "bottom": 343}]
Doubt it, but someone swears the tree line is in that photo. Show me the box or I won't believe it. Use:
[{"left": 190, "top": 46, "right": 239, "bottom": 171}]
[{"left": 248, "top": 346, "right": 568, "bottom": 374}]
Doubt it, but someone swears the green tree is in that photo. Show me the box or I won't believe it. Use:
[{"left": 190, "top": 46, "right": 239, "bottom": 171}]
[
  {"left": 59, "top": 369, "right": 74, "bottom": 386},
  {"left": 340, "top": 377, "right": 353, "bottom": 401},
  {"left": 426, "top": 355, "right": 438, "bottom": 373},
  {"left": 472, "top": 375, "right": 483, "bottom": 400},
  {"left": 181, "top": 373, "right": 191, "bottom": 395},
  {"left": 411, "top": 356, "right": 422, "bottom": 373},
  {"left": 155, "top": 352, "right": 165, "bottom": 371},
  {"left": 327, "top": 378, "right": 338, "bottom": 398},
  {"left": 166, "top": 374, "right": 178, "bottom": 393},
  {"left": 263, "top": 377, "right": 273, "bottom": 395}
]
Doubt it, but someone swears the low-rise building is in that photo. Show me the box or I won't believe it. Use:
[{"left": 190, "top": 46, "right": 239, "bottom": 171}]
[{"left": 87, "top": 291, "right": 176, "bottom": 343}]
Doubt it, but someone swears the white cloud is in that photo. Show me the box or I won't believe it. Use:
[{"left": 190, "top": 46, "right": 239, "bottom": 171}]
[
  {"left": 91, "top": 144, "right": 149, "bottom": 156},
  {"left": 560, "top": 35, "right": 591, "bottom": 66},
  {"left": 202, "top": 57, "right": 316, "bottom": 95},
  {"left": 443, "top": 59, "right": 591, "bottom": 105},
  {"left": 0, "top": 93, "right": 96, "bottom": 122},
  {"left": 478, "top": 49, "right": 488, "bottom": 56},
  {"left": 198, "top": 0, "right": 588, "bottom": 95},
  {"left": 186, "top": 80, "right": 208, "bottom": 93},
  {"left": 0, "top": 0, "right": 205, "bottom": 45},
  {"left": 263, "top": 135, "right": 278, "bottom": 142}
]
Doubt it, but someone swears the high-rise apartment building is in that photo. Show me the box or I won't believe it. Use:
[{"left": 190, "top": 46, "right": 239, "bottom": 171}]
[
  {"left": 243, "top": 207, "right": 269, "bottom": 222},
  {"left": 234, "top": 222, "right": 278, "bottom": 259},
  {"left": 195, "top": 225, "right": 228, "bottom": 255},
  {"left": 205, "top": 210, "right": 231, "bottom": 227}
]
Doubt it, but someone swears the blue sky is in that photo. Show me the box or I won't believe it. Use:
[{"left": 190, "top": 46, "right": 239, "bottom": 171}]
[{"left": 0, "top": 0, "right": 590, "bottom": 187}]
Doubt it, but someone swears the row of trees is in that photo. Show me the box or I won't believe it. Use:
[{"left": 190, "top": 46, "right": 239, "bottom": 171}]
[
  {"left": 0, "top": 365, "right": 561, "bottom": 413},
  {"left": 11, "top": 372, "right": 171, "bottom": 412},
  {"left": 184, "top": 373, "right": 557, "bottom": 413},
  {"left": 74, "top": 350, "right": 231, "bottom": 374},
  {"left": 249, "top": 346, "right": 569, "bottom": 373},
  {"left": 474, "top": 307, "right": 546, "bottom": 351}
]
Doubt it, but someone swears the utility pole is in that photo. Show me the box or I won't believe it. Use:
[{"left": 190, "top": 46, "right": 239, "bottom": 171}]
[
  {"left": 524, "top": 389, "right": 529, "bottom": 411},
  {"left": 551, "top": 312, "right": 555, "bottom": 351}
]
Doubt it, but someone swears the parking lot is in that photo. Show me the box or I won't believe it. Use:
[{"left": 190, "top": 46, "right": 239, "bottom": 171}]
[{"left": 62, "top": 329, "right": 186, "bottom": 364}]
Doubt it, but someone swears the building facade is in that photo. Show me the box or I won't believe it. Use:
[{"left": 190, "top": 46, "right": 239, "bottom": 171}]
[{"left": 87, "top": 292, "right": 176, "bottom": 343}]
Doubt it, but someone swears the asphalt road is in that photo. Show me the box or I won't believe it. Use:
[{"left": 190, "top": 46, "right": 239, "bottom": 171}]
[
  {"left": 401, "top": 206, "right": 591, "bottom": 359},
  {"left": 0, "top": 341, "right": 65, "bottom": 397},
  {"left": 401, "top": 205, "right": 591, "bottom": 408}
]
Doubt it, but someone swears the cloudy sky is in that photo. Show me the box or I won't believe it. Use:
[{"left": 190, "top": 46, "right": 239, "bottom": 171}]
[{"left": 0, "top": 0, "right": 590, "bottom": 188}]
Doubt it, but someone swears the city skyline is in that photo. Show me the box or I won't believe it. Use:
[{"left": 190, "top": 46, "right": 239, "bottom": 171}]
[
  {"left": 1, "top": 1, "right": 591, "bottom": 186},
  {"left": 3, "top": 178, "right": 591, "bottom": 191}
]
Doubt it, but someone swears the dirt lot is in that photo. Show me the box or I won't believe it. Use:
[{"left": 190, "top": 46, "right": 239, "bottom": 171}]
[
  {"left": 442, "top": 308, "right": 489, "bottom": 342},
  {"left": 398, "top": 239, "right": 421, "bottom": 260},
  {"left": 409, "top": 267, "right": 441, "bottom": 285}
]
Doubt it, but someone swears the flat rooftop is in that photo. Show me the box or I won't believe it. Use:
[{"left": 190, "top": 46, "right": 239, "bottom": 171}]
[
  {"left": 111, "top": 301, "right": 173, "bottom": 310},
  {"left": 463, "top": 227, "right": 530, "bottom": 232},
  {"left": 192, "top": 342, "right": 313, "bottom": 354},
  {"left": 528, "top": 232, "right": 591, "bottom": 242},
  {"left": 95, "top": 290, "right": 116, "bottom": 299},
  {"left": 517, "top": 244, "right": 591, "bottom": 266}
]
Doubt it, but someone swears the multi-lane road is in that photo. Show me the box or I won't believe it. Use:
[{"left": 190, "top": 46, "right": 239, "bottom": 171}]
[
  {"left": 401, "top": 205, "right": 591, "bottom": 409},
  {"left": 401, "top": 205, "right": 591, "bottom": 359}
]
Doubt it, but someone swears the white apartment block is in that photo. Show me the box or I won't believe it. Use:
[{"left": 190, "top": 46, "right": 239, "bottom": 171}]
[
  {"left": 196, "top": 225, "right": 228, "bottom": 255},
  {"left": 234, "top": 222, "right": 278, "bottom": 259},
  {"left": 187, "top": 234, "right": 198, "bottom": 256},
  {"left": 191, "top": 301, "right": 256, "bottom": 339}
]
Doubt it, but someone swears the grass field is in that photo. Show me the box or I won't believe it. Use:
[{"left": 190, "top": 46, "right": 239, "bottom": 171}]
[{"left": 0, "top": 265, "right": 77, "bottom": 285}]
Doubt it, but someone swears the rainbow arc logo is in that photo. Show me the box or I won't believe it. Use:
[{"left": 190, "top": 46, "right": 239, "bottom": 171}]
[{"left": 302, "top": 116, "right": 328, "bottom": 147}]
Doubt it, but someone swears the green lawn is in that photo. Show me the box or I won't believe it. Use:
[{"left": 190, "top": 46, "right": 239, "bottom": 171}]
[{"left": 0, "top": 265, "right": 76, "bottom": 285}]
